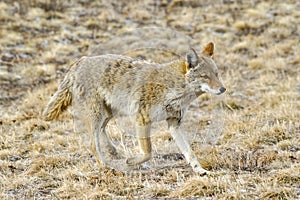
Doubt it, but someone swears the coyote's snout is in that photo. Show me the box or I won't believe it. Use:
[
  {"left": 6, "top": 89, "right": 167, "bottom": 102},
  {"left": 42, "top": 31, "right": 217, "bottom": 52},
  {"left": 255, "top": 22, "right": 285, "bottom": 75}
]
[{"left": 43, "top": 42, "right": 226, "bottom": 175}]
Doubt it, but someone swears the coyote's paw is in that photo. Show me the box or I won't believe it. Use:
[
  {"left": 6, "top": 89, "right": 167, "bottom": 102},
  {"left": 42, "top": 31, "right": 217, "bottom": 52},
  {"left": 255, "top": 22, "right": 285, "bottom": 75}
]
[{"left": 126, "top": 154, "right": 151, "bottom": 166}]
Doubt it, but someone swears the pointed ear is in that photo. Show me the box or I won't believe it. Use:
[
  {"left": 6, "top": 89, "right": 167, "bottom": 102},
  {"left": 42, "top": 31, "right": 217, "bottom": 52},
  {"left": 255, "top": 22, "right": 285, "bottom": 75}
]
[
  {"left": 185, "top": 48, "right": 199, "bottom": 69},
  {"left": 201, "top": 42, "right": 214, "bottom": 57}
]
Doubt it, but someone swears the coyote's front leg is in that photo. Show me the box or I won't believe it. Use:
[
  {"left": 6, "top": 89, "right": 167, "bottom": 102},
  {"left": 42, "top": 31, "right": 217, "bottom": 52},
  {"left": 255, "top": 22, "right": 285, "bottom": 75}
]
[
  {"left": 167, "top": 118, "right": 210, "bottom": 175},
  {"left": 126, "top": 124, "right": 152, "bottom": 166}
]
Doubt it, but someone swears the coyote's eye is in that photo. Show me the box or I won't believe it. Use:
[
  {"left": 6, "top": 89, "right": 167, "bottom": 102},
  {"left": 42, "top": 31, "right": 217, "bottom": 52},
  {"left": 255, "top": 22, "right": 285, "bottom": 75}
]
[{"left": 201, "top": 74, "right": 209, "bottom": 79}]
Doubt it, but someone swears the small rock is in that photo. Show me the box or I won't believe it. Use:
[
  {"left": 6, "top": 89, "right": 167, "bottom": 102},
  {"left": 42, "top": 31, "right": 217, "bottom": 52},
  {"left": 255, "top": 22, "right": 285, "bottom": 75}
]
[
  {"left": 1, "top": 53, "right": 15, "bottom": 62},
  {"left": 0, "top": 71, "right": 22, "bottom": 81}
]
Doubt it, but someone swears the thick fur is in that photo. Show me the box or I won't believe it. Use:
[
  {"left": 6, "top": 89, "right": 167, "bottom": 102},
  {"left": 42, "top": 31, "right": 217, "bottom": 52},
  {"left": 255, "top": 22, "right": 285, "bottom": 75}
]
[{"left": 43, "top": 42, "right": 226, "bottom": 175}]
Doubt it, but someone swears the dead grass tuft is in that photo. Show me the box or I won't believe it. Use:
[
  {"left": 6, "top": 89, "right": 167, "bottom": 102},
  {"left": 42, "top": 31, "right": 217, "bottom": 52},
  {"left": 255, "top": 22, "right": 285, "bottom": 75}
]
[
  {"left": 25, "top": 155, "right": 67, "bottom": 175},
  {"left": 259, "top": 125, "right": 293, "bottom": 145},
  {"left": 275, "top": 170, "right": 300, "bottom": 186},
  {"left": 261, "top": 187, "right": 296, "bottom": 200},
  {"left": 171, "top": 177, "right": 226, "bottom": 198},
  {"left": 23, "top": 0, "right": 70, "bottom": 13}
]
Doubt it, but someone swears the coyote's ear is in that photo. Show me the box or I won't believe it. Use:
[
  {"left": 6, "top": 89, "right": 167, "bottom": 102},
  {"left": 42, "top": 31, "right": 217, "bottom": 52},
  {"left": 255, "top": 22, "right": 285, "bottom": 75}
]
[
  {"left": 201, "top": 42, "right": 214, "bottom": 57},
  {"left": 186, "top": 48, "right": 199, "bottom": 69}
]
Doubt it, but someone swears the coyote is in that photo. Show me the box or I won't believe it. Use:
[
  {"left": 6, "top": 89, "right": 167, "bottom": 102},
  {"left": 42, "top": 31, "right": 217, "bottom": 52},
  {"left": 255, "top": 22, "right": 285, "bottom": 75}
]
[{"left": 43, "top": 42, "right": 226, "bottom": 175}]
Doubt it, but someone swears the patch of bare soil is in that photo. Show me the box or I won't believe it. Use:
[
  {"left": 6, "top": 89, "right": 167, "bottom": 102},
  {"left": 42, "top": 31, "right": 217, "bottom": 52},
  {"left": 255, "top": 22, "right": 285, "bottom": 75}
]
[{"left": 0, "top": 0, "right": 299, "bottom": 199}]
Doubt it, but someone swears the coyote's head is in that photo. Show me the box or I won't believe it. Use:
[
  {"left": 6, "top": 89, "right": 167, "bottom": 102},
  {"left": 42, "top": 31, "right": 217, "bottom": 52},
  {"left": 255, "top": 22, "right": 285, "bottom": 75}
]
[{"left": 185, "top": 42, "right": 226, "bottom": 95}]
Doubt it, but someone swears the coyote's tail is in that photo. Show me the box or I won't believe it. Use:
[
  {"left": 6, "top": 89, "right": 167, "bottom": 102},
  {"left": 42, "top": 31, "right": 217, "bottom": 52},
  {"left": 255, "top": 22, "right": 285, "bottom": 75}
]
[{"left": 43, "top": 58, "right": 82, "bottom": 121}]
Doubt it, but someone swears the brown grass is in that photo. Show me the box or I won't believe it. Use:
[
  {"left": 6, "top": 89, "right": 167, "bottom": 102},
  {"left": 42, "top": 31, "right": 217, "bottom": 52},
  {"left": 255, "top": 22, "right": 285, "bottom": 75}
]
[{"left": 0, "top": 0, "right": 299, "bottom": 199}]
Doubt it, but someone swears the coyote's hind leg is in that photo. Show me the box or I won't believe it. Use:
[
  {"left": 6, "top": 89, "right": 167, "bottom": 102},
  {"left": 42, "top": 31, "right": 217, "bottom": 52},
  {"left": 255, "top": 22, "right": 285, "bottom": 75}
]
[
  {"left": 75, "top": 100, "right": 117, "bottom": 156},
  {"left": 93, "top": 101, "right": 119, "bottom": 162}
]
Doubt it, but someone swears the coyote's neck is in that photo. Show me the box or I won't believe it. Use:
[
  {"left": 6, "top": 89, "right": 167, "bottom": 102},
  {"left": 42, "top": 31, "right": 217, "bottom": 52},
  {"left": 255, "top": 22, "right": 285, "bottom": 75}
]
[{"left": 162, "top": 59, "right": 198, "bottom": 110}]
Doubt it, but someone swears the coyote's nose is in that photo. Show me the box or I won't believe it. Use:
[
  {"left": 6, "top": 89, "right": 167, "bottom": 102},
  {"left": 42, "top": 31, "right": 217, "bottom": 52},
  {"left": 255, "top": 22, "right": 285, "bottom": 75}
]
[{"left": 219, "top": 87, "right": 226, "bottom": 94}]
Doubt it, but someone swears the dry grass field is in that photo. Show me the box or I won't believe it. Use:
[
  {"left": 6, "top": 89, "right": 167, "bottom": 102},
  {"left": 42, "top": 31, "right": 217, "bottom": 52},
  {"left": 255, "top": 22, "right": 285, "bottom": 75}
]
[{"left": 1, "top": 0, "right": 300, "bottom": 199}]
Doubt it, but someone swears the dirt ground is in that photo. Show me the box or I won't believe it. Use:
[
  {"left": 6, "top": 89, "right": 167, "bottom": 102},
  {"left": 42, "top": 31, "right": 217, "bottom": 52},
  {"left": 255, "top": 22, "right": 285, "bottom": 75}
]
[{"left": 1, "top": 0, "right": 299, "bottom": 199}]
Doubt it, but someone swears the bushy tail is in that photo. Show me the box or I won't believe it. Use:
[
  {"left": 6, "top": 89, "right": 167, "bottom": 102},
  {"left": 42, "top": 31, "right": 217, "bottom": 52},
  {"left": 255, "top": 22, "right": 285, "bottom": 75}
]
[{"left": 43, "top": 59, "right": 81, "bottom": 121}]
